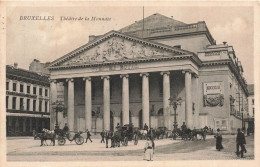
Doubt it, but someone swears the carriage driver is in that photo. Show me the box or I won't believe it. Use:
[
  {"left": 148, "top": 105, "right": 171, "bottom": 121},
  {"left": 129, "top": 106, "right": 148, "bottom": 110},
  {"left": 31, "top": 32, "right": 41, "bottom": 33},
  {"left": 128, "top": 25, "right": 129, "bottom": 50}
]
[
  {"left": 63, "top": 123, "right": 69, "bottom": 135},
  {"left": 181, "top": 122, "right": 187, "bottom": 132},
  {"left": 144, "top": 123, "right": 148, "bottom": 131}
]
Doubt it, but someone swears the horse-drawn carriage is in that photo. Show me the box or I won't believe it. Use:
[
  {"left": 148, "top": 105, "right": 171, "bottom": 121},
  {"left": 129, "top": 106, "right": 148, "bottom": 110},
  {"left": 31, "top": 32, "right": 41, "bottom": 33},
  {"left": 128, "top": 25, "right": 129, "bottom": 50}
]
[
  {"left": 55, "top": 129, "right": 84, "bottom": 145},
  {"left": 172, "top": 127, "right": 207, "bottom": 141},
  {"left": 110, "top": 124, "right": 139, "bottom": 147}
]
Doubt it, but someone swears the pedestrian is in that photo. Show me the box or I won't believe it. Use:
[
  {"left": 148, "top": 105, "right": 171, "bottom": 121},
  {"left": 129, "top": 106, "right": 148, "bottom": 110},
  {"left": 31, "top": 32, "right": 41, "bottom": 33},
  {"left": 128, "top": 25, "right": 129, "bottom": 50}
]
[
  {"left": 105, "top": 131, "right": 109, "bottom": 148},
  {"left": 143, "top": 137, "right": 154, "bottom": 161},
  {"left": 214, "top": 128, "right": 224, "bottom": 151},
  {"left": 236, "top": 128, "right": 246, "bottom": 158},
  {"left": 100, "top": 130, "right": 105, "bottom": 143},
  {"left": 85, "top": 129, "right": 93, "bottom": 143}
]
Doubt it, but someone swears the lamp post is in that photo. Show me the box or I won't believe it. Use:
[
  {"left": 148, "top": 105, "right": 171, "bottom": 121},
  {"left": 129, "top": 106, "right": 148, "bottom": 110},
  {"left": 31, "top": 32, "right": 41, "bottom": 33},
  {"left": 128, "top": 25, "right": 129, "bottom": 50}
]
[
  {"left": 169, "top": 96, "right": 182, "bottom": 140},
  {"left": 52, "top": 100, "right": 65, "bottom": 130}
]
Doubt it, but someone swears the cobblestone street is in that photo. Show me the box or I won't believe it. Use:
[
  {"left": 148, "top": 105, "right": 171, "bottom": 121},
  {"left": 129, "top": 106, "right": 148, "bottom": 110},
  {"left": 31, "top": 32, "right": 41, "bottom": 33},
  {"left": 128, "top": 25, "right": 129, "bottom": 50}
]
[{"left": 7, "top": 135, "right": 254, "bottom": 161}]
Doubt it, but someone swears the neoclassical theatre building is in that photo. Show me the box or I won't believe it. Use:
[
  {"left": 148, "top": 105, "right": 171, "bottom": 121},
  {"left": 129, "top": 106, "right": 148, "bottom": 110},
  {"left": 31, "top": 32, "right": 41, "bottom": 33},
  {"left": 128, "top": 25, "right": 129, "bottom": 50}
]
[{"left": 49, "top": 13, "right": 249, "bottom": 133}]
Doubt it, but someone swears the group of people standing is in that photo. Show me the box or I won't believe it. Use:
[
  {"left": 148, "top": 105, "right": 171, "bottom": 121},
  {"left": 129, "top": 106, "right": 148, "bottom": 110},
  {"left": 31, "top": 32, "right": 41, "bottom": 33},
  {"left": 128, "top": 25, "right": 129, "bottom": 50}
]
[{"left": 215, "top": 128, "right": 247, "bottom": 158}]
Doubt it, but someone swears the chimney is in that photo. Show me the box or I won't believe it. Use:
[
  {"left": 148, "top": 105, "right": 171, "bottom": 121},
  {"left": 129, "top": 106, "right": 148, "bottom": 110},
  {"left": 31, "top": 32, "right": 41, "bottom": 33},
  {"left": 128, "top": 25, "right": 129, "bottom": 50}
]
[
  {"left": 89, "top": 35, "right": 96, "bottom": 42},
  {"left": 14, "top": 62, "right": 18, "bottom": 69}
]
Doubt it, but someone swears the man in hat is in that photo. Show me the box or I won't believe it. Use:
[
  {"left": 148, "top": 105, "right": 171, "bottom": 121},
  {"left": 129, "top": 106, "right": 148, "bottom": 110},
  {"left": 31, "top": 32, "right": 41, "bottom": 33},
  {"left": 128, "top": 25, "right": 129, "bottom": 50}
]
[{"left": 236, "top": 128, "right": 246, "bottom": 158}]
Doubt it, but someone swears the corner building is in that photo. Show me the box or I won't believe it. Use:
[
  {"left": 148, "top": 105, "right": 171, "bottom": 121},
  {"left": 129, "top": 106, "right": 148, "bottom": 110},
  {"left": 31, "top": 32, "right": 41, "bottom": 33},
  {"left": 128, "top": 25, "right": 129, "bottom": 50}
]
[
  {"left": 6, "top": 65, "right": 50, "bottom": 136},
  {"left": 49, "top": 14, "right": 248, "bottom": 133}
]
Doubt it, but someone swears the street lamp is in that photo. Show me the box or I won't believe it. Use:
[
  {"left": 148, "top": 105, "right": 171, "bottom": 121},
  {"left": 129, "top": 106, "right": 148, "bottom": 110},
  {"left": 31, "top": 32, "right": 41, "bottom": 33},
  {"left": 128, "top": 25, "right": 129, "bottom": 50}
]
[
  {"left": 52, "top": 100, "right": 65, "bottom": 130},
  {"left": 169, "top": 96, "right": 182, "bottom": 140}
]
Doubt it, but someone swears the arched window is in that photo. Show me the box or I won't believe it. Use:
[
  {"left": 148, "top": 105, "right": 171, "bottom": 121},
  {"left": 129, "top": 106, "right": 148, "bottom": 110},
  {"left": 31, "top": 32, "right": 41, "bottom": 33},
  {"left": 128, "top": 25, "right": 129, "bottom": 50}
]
[{"left": 158, "top": 108, "right": 163, "bottom": 116}]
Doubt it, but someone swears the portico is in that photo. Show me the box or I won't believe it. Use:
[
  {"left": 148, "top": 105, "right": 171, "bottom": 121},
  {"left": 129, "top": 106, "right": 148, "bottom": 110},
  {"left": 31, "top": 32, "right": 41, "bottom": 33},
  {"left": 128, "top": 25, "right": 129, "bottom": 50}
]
[{"left": 49, "top": 31, "right": 199, "bottom": 132}]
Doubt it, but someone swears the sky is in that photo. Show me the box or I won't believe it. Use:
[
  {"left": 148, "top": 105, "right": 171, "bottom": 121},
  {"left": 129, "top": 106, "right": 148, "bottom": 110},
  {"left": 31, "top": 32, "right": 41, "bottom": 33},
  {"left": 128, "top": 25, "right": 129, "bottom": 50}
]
[{"left": 6, "top": 6, "right": 254, "bottom": 84}]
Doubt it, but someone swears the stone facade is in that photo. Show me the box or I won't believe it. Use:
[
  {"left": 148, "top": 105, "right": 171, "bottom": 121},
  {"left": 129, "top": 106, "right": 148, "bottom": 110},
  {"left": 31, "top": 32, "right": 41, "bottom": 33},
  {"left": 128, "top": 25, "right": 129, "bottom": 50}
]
[
  {"left": 48, "top": 14, "right": 249, "bottom": 133},
  {"left": 6, "top": 64, "right": 50, "bottom": 136}
]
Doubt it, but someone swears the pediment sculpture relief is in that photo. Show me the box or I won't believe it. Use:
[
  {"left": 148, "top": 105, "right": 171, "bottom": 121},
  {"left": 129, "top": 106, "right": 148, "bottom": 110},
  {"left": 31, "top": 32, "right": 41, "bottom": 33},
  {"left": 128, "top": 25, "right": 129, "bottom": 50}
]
[{"left": 61, "top": 37, "right": 172, "bottom": 66}]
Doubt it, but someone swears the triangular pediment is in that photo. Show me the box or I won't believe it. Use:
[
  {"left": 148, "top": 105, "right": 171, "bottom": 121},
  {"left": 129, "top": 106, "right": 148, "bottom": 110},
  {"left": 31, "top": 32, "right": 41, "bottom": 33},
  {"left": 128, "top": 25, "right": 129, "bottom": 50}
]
[{"left": 50, "top": 31, "right": 191, "bottom": 67}]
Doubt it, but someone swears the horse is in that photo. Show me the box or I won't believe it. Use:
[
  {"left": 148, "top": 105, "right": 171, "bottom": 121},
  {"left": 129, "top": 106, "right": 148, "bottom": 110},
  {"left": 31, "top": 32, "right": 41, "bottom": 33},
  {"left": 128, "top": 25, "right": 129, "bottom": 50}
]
[
  {"left": 193, "top": 128, "right": 207, "bottom": 141},
  {"left": 39, "top": 128, "right": 56, "bottom": 146},
  {"left": 139, "top": 129, "right": 148, "bottom": 140}
]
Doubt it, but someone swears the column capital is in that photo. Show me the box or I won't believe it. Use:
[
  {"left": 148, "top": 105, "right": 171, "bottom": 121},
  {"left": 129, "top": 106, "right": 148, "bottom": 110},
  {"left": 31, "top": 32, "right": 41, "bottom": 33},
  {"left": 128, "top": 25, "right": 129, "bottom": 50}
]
[
  {"left": 182, "top": 70, "right": 192, "bottom": 74},
  {"left": 101, "top": 75, "right": 110, "bottom": 80},
  {"left": 192, "top": 74, "right": 199, "bottom": 78},
  {"left": 66, "top": 78, "right": 74, "bottom": 82},
  {"left": 50, "top": 79, "right": 57, "bottom": 83},
  {"left": 120, "top": 74, "right": 129, "bottom": 78},
  {"left": 140, "top": 72, "right": 149, "bottom": 77},
  {"left": 160, "top": 71, "right": 170, "bottom": 76},
  {"left": 83, "top": 77, "right": 91, "bottom": 81}
]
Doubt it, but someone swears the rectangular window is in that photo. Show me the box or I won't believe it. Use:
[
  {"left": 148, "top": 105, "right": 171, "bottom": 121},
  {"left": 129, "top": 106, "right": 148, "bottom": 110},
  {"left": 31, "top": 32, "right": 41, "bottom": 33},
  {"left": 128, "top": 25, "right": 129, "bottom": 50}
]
[
  {"left": 39, "top": 88, "right": 42, "bottom": 96},
  {"left": 13, "top": 83, "right": 17, "bottom": 91},
  {"left": 20, "top": 98, "right": 24, "bottom": 110},
  {"left": 252, "top": 99, "right": 254, "bottom": 105},
  {"left": 45, "top": 89, "right": 48, "bottom": 97},
  {"left": 20, "top": 84, "right": 24, "bottom": 93},
  {"left": 33, "top": 100, "right": 36, "bottom": 111},
  {"left": 39, "top": 100, "right": 42, "bottom": 112},
  {"left": 6, "top": 96, "right": 9, "bottom": 108},
  {"left": 253, "top": 108, "right": 255, "bottom": 117},
  {"left": 6, "top": 82, "right": 9, "bottom": 90},
  {"left": 33, "top": 87, "right": 36, "bottom": 95},
  {"left": 27, "top": 85, "right": 30, "bottom": 94},
  {"left": 27, "top": 99, "right": 30, "bottom": 111},
  {"left": 12, "top": 97, "right": 16, "bottom": 109},
  {"left": 45, "top": 101, "right": 48, "bottom": 112}
]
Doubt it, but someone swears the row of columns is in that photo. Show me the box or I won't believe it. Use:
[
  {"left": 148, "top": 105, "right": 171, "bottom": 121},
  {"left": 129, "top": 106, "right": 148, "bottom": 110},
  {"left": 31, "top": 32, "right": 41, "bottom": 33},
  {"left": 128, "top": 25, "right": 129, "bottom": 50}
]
[{"left": 51, "top": 70, "right": 193, "bottom": 131}]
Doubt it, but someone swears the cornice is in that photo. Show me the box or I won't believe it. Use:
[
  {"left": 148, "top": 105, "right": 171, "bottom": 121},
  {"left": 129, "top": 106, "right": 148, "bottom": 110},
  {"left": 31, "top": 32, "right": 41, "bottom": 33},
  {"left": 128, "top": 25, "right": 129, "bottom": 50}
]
[
  {"left": 49, "top": 54, "right": 197, "bottom": 71},
  {"left": 49, "top": 30, "right": 194, "bottom": 68}
]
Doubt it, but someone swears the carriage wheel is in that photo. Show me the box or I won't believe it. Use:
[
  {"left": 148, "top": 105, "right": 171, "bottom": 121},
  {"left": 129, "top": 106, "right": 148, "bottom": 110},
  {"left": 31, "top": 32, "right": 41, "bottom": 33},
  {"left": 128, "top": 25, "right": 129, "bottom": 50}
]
[
  {"left": 58, "top": 137, "right": 66, "bottom": 145},
  {"left": 75, "top": 136, "right": 84, "bottom": 145}
]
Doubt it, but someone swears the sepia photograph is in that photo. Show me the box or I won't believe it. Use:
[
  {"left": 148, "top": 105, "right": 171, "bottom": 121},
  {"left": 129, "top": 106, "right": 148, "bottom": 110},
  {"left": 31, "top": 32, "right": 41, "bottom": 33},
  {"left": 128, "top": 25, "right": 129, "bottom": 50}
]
[{"left": 0, "top": 1, "right": 259, "bottom": 167}]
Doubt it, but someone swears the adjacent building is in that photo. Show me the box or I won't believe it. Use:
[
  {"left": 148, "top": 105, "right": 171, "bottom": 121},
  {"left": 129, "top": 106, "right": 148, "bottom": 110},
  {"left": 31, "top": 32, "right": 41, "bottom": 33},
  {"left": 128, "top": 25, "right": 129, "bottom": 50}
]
[
  {"left": 48, "top": 13, "right": 249, "bottom": 133},
  {"left": 6, "top": 64, "right": 50, "bottom": 136}
]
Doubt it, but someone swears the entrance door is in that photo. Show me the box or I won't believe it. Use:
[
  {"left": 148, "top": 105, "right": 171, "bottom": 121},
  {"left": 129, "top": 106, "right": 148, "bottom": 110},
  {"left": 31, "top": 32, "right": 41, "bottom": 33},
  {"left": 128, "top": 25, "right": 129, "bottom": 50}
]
[
  {"left": 158, "top": 108, "right": 164, "bottom": 127},
  {"left": 139, "top": 110, "right": 142, "bottom": 129},
  {"left": 78, "top": 117, "right": 85, "bottom": 131},
  {"left": 110, "top": 111, "right": 114, "bottom": 131}
]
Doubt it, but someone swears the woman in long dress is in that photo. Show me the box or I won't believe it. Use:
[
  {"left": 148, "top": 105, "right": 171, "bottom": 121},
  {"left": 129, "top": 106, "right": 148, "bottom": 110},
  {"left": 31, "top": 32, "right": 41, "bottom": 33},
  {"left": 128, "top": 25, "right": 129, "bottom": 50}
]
[
  {"left": 143, "top": 137, "right": 154, "bottom": 161},
  {"left": 215, "top": 128, "right": 224, "bottom": 151}
]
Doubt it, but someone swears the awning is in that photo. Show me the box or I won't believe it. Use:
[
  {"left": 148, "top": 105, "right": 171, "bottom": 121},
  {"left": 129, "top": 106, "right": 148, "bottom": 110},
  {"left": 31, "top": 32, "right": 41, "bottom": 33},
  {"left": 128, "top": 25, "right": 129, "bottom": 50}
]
[{"left": 6, "top": 112, "right": 50, "bottom": 118}]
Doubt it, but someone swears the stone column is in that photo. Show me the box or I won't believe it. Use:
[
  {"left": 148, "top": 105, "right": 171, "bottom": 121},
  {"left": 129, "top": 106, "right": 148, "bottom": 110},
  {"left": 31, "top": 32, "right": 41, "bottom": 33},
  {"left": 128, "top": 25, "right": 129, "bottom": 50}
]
[
  {"left": 185, "top": 71, "right": 192, "bottom": 128},
  {"left": 120, "top": 74, "right": 129, "bottom": 125},
  {"left": 101, "top": 76, "right": 110, "bottom": 131},
  {"left": 50, "top": 80, "right": 57, "bottom": 130},
  {"left": 140, "top": 73, "right": 150, "bottom": 127},
  {"left": 67, "top": 78, "right": 75, "bottom": 131},
  {"left": 84, "top": 77, "right": 92, "bottom": 131},
  {"left": 194, "top": 75, "right": 199, "bottom": 129},
  {"left": 161, "top": 71, "right": 170, "bottom": 129}
]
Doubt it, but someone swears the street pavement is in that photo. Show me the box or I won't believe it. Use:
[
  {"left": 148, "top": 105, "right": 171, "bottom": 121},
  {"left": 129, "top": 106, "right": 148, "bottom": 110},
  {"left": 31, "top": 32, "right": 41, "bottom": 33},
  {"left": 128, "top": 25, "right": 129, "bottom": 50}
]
[{"left": 6, "top": 134, "right": 254, "bottom": 161}]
